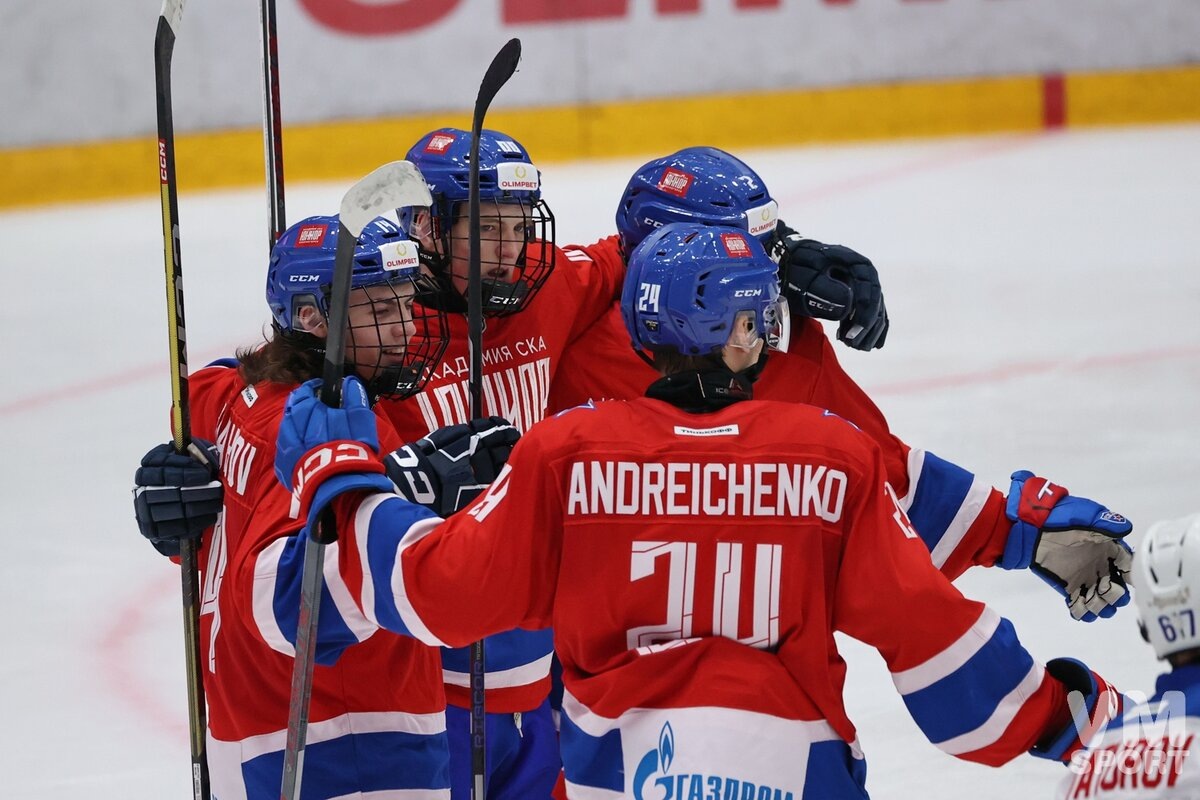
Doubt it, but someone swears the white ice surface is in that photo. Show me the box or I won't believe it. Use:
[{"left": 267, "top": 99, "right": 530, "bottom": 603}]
[{"left": 1, "top": 124, "right": 1198, "bottom": 798}]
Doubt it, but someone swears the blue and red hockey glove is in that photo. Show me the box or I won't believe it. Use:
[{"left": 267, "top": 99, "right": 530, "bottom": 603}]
[
  {"left": 1000, "top": 470, "right": 1134, "bottom": 622},
  {"left": 275, "top": 376, "right": 392, "bottom": 540},
  {"left": 133, "top": 438, "right": 222, "bottom": 557}
]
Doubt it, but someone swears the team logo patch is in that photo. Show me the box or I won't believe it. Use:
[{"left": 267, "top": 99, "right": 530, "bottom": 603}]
[
  {"left": 1101, "top": 511, "right": 1128, "bottom": 525},
  {"left": 746, "top": 199, "right": 779, "bottom": 237},
  {"left": 720, "top": 232, "right": 752, "bottom": 258},
  {"left": 295, "top": 224, "right": 327, "bottom": 248},
  {"left": 378, "top": 240, "right": 420, "bottom": 272},
  {"left": 424, "top": 133, "right": 456, "bottom": 153},
  {"left": 658, "top": 168, "right": 693, "bottom": 197},
  {"left": 496, "top": 162, "right": 539, "bottom": 191}
]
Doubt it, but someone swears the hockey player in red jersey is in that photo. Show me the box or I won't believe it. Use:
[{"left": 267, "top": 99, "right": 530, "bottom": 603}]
[
  {"left": 378, "top": 127, "right": 630, "bottom": 799},
  {"left": 551, "top": 146, "right": 1134, "bottom": 617},
  {"left": 132, "top": 215, "right": 459, "bottom": 799},
  {"left": 272, "top": 221, "right": 1131, "bottom": 798}
]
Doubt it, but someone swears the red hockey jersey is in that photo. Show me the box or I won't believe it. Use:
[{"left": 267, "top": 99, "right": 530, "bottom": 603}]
[
  {"left": 547, "top": 235, "right": 1011, "bottom": 582},
  {"left": 335, "top": 396, "right": 1076, "bottom": 798},
  {"left": 186, "top": 363, "right": 449, "bottom": 800},
  {"left": 374, "top": 241, "right": 625, "bottom": 712}
]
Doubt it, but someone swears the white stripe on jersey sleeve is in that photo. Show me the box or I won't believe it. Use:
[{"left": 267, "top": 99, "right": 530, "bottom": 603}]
[
  {"left": 891, "top": 608, "right": 1001, "bottom": 695},
  {"left": 928, "top": 475, "right": 995, "bottom": 569},
  {"left": 934, "top": 662, "right": 1046, "bottom": 756},
  {"left": 252, "top": 537, "right": 295, "bottom": 657},
  {"left": 390, "top": 511, "right": 450, "bottom": 647},
  {"left": 899, "top": 447, "right": 925, "bottom": 512},
  {"left": 321, "top": 539, "right": 378, "bottom": 646}
]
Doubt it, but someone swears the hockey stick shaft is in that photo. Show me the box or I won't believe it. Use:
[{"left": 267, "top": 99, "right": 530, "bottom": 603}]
[
  {"left": 279, "top": 162, "right": 432, "bottom": 800},
  {"left": 259, "top": 0, "right": 286, "bottom": 248},
  {"left": 154, "top": 2, "right": 211, "bottom": 798},
  {"left": 466, "top": 36, "right": 522, "bottom": 800}
]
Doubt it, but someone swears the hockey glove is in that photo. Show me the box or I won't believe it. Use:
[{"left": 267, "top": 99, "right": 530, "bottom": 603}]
[
  {"left": 133, "top": 439, "right": 222, "bottom": 557},
  {"left": 1031, "top": 658, "right": 1123, "bottom": 762},
  {"left": 385, "top": 417, "right": 520, "bottom": 517},
  {"left": 772, "top": 228, "right": 888, "bottom": 351},
  {"left": 275, "top": 376, "right": 392, "bottom": 540},
  {"left": 1000, "top": 470, "right": 1134, "bottom": 622}
]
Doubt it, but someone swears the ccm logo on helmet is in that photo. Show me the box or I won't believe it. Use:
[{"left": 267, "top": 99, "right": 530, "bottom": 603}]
[
  {"left": 289, "top": 274, "right": 321, "bottom": 283},
  {"left": 733, "top": 289, "right": 763, "bottom": 297}
]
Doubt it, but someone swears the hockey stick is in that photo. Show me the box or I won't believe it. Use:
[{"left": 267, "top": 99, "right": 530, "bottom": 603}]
[
  {"left": 466, "top": 36, "right": 522, "bottom": 800},
  {"left": 279, "top": 161, "right": 433, "bottom": 800},
  {"left": 258, "top": 0, "right": 286, "bottom": 248},
  {"left": 153, "top": 3, "right": 211, "bottom": 799}
]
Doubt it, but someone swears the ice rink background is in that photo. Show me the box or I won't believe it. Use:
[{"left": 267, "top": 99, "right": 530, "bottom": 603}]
[{"left": 1, "top": 123, "right": 1198, "bottom": 798}]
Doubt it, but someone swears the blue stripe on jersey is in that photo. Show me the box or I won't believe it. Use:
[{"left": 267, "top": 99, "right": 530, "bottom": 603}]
[
  {"left": 241, "top": 728, "right": 449, "bottom": 799},
  {"left": 272, "top": 535, "right": 359, "bottom": 665},
  {"left": 900, "top": 617, "right": 1033, "bottom": 743},
  {"left": 800, "top": 741, "right": 868, "bottom": 800},
  {"left": 362, "top": 499, "right": 441, "bottom": 638},
  {"left": 906, "top": 452, "right": 975, "bottom": 555},
  {"left": 559, "top": 711, "right": 625, "bottom": 793},
  {"left": 442, "top": 628, "right": 555, "bottom": 674}
]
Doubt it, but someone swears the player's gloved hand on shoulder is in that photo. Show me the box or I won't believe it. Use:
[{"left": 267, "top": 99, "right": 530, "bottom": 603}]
[
  {"left": 133, "top": 439, "right": 222, "bottom": 557},
  {"left": 770, "top": 223, "right": 888, "bottom": 351},
  {"left": 385, "top": 417, "right": 520, "bottom": 517},
  {"left": 1031, "top": 658, "right": 1123, "bottom": 762},
  {"left": 275, "top": 376, "right": 392, "bottom": 540},
  {"left": 1000, "top": 470, "right": 1134, "bottom": 622}
]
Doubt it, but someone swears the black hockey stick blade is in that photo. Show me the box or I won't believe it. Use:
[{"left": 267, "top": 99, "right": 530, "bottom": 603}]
[
  {"left": 472, "top": 38, "right": 522, "bottom": 132},
  {"left": 280, "top": 161, "right": 432, "bottom": 800}
]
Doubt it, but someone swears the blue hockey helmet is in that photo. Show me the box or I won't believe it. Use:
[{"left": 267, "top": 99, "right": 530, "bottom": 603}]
[
  {"left": 615, "top": 147, "right": 779, "bottom": 257},
  {"left": 398, "top": 128, "right": 556, "bottom": 316},
  {"left": 265, "top": 215, "right": 449, "bottom": 398},
  {"left": 621, "top": 222, "right": 789, "bottom": 358}
]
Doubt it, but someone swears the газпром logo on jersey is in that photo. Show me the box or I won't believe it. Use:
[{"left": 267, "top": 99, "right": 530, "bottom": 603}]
[{"left": 633, "top": 723, "right": 793, "bottom": 800}]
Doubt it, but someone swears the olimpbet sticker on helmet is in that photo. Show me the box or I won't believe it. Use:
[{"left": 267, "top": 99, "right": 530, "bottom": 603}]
[
  {"left": 496, "top": 162, "right": 539, "bottom": 192},
  {"left": 378, "top": 240, "right": 420, "bottom": 273}
]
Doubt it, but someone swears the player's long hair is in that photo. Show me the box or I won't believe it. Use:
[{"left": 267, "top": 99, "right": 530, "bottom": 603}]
[{"left": 236, "top": 326, "right": 323, "bottom": 387}]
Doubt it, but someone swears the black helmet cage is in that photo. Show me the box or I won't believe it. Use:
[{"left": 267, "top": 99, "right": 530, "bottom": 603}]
[
  {"left": 426, "top": 193, "right": 557, "bottom": 317},
  {"left": 335, "top": 272, "right": 450, "bottom": 400}
]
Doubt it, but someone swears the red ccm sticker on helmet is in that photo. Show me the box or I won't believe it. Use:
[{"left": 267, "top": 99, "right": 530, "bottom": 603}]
[
  {"left": 424, "top": 133, "right": 457, "bottom": 153},
  {"left": 720, "top": 232, "right": 752, "bottom": 258},
  {"left": 295, "top": 224, "right": 327, "bottom": 247},
  {"left": 657, "top": 168, "right": 693, "bottom": 198}
]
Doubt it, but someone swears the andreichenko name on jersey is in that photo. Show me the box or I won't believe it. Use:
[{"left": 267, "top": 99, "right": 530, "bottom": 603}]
[{"left": 567, "top": 460, "right": 848, "bottom": 520}]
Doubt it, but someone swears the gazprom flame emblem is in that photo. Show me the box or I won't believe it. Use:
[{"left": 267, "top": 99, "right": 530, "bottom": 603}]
[
  {"left": 633, "top": 722, "right": 675, "bottom": 800},
  {"left": 659, "top": 723, "right": 675, "bottom": 773}
]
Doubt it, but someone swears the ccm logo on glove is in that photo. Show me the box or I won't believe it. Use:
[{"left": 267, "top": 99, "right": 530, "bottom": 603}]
[{"left": 289, "top": 442, "right": 375, "bottom": 519}]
